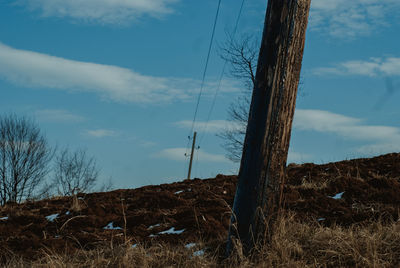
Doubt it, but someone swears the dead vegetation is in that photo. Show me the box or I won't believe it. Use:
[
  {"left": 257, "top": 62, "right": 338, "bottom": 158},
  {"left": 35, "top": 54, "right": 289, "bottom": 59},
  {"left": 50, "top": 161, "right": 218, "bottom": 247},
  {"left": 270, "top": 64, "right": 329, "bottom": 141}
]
[
  {"left": 3, "top": 212, "right": 400, "bottom": 267},
  {"left": 1, "top": 153, "right": 400, "bottom": 267}
]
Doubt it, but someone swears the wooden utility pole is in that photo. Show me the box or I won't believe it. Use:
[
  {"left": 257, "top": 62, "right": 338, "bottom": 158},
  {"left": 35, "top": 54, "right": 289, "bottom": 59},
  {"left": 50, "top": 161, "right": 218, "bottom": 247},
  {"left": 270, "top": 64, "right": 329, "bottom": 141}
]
[
  {"left": 187, "top": 132, "right": 197, "bottom": 180},
  {"left": 226, "top": 0, "right": 311, "bottom": 255}
]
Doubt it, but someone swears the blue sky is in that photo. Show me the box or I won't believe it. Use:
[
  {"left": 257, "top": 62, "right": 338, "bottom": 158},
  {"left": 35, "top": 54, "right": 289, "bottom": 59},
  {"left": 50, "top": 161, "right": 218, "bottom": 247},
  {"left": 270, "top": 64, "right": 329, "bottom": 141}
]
[{"left": 1, "top": 0, "right": 400, "bottom": 189}]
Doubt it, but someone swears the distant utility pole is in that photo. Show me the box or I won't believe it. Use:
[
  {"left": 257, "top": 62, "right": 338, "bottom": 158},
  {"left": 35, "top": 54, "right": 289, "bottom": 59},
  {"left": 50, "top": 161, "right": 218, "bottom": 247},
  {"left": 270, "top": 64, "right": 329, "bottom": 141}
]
[
  {"left": 226, "top": 0, "right": 311, "bottom": 255},
  {"left": 187, "top": 132, "right": 197, "bottom": 180}
]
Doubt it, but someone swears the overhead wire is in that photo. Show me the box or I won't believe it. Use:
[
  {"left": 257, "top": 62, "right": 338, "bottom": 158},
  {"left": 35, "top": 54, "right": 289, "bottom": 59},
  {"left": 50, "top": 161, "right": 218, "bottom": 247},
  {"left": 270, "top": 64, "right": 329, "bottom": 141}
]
[
  {"left": 188, "top": 0, "right": 222, "bottom": 139},
  {"left": 183, "top": 0, "right": 222, "bottom": 178},
  {"left": 198, "top": 0, "right": 246, "bottom": 146},
  {"left": 185, "top": 0, "right": 245, "bottom": 178}
]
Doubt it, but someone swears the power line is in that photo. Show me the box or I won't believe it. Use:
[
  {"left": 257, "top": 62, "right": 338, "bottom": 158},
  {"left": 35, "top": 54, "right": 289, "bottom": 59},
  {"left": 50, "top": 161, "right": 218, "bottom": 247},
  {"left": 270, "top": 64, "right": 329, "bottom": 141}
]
[
  {"left": 183, "top": 0, "right": 222, "bottom": 179},
  {"left": 188, "top": 0, "right": 222, "bottom": 138},
  {"left": 185, "top": 0, "right": 246, "bottom": 179},
  {"left": 198, "top": 0, "right": 246, "bottom": 146}
]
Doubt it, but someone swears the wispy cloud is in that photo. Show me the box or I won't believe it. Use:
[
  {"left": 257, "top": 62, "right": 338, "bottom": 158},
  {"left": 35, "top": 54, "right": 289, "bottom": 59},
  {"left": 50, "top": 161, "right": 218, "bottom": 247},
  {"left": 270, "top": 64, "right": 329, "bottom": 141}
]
[
  {"left": 287, "top": 151, "right": 312, "bottom": 163},
  {"left": 154, "top": 147, "right": 229, "bottom": 163},
  {"left": 0, "top": 42, "right": 240, "bottom": 104},
  {"left": 35, "top": 109, "right": 85, "bottom": 123},
  {"left": 357, "top": 143, "right": 400, "bottom": 155},
  {"left": 310, "top": 0, "right": 400, "bottom": 38},
  {"left": 294, "top": 109, "right": 400, "bottom": 155},
  {"left": 174, "top": 120, "right": 243, "bottom": 134},
  {"left": 176, "top": 110, "right": 400, "bottom": 160},
  {"left": 85, "top": 129, "right": 118, "bottom": 138},
  {"left": 313, "top": 57, "right": 400, "bottom": 77},
  {"left": 15, "top": 0, "right": 179, "bottom": 24},
  {"left": 139, "top": 141, "right": 157, "bottom": 148}
]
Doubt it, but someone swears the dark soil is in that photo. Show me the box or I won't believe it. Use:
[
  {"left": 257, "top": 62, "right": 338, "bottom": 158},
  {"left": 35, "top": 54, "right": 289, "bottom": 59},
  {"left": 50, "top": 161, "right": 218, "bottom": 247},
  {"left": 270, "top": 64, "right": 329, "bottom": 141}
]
[{"left": 1, "top": 153, "right": 400, "bottom": 262}]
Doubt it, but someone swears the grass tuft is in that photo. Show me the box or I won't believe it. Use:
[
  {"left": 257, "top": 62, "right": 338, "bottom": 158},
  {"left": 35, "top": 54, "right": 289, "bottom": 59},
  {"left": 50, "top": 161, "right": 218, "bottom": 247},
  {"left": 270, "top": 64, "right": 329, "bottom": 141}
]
[{"left": 3, "top": 211, "right": 400, "bottom": 267}]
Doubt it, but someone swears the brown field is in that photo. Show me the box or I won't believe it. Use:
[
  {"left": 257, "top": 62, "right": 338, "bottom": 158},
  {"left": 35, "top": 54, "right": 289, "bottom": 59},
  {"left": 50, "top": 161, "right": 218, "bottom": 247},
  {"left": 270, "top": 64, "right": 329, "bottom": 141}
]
[{"left": 1, "top": 153, "right": 400, "bottom": 267}]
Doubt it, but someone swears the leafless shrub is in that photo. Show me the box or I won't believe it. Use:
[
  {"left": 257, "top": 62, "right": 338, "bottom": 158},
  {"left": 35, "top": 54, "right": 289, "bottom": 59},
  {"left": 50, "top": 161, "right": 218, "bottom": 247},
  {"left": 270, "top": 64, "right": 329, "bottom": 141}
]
[
  {"left": 0, "top": 114, "right": 53, "bottom": 206},
  {"left": 98, "top": 177, "right": 114, "bottom": 192},
  {"left": 53, "top": 148, "right": 99, "bottom": 196}
]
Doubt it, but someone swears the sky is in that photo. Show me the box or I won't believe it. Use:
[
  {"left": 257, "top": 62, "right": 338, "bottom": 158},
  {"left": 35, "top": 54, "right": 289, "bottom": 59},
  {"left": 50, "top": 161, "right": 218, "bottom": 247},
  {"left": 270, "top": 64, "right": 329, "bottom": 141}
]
[{"left": 0, "top": 0, "right": 400, "bottom": 189}]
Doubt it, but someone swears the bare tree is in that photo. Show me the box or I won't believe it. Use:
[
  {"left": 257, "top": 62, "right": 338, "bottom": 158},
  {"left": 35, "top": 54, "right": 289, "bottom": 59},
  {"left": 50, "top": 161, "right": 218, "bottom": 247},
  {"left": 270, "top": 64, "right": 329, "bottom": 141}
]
[
  {"left": 53, "top": 148, "right": 99, "bottom": 196},
  {"left": 219, "top": 34, "right": 305, "bottom": 163},
  {"left": 0, "top": 114, "right": 53, "bottom": 206},
  {"left": 218, "top": 35, "right": 258, "bottom": 162},
  {"left": 98, "top": 176, "right": 114, "bottom": 192}
]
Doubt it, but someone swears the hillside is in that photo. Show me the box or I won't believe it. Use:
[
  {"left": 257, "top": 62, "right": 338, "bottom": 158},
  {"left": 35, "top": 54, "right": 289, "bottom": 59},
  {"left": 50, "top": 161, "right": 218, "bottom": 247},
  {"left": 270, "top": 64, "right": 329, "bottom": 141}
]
[{"left": 1, "top": 153, "right": 400, "bottom": 265}]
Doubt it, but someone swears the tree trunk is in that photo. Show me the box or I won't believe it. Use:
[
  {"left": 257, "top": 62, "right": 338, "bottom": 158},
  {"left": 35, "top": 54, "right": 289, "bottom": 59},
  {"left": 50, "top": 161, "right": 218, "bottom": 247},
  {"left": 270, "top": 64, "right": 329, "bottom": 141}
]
[{"left": 227, "top": 0, "right": 311, "bottom": 255}]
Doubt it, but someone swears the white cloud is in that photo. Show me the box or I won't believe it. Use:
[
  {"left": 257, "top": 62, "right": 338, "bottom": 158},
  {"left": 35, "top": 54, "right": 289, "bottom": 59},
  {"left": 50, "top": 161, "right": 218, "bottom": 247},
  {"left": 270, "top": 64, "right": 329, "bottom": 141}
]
[
  {"left": 15, "top": 0, "right": 179, "bottom": 24},
  {"left": 35, "top": 109, "right": 85, "bottom": 123},
  {"left": 154, "top": 147, "right": 229, "bottom": 163},
  {"left": 294, "top": 109, "right": 400, "bottom": 155},
  {"left": 174, "top": 110, "right": 400, "bottom": 161},
  {"left": 174, "top": 120, "right": 243, "bottom": 134},
  {"left": 0, "top": 42, "right": 240, "bottom": 104},
  {"left": 174, "top": 120, "right": 312, "bottom": 164},
  {"left": 310, "top": 0, "right": 400, "bottom": 38},
  {"left": 357, "top": 143, "right": 400, "bottom": 155},
  {"left": 294, "top": 109, "right": 361, "bottom": 133},
  {"left": 85, "top": 129, "right": 118, "bottom": 138},
  {"left": 139, "top": 141, "right": 157, "bottom": 147},
  {"left": 287, "top": 151, "right": 312, "bottom": 164},
  {"left": 313, "top": 57, "right": 400, "bottom": 77}
]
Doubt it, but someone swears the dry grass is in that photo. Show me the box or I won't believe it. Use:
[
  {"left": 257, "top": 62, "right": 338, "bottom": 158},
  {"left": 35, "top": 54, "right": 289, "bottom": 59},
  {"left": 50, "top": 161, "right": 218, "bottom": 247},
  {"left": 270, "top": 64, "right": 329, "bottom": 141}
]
[
  {"left": 229, "top": 212, "right": 400, "bottom": 267},
  {"left": 4, "top": 242, "right": 217, "bottom": 268},
  {"left": 296, "top": 176, "right": 330, "bottom": 190},
  {"left": 3, "top": 212, "right": 400, "bottom": 267}
]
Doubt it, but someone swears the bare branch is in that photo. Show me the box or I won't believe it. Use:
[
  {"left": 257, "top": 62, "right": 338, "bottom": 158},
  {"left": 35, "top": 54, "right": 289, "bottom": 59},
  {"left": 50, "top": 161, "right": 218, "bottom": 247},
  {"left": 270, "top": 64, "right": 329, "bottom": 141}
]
[
  {"left": 219, "top": 33, "right": 258, "bottom": 91},
  {"left": 218, "top": 34, "right": 259, "bottom": 162},
  {"left": 0, "top": 114, "right": 52, "bottom": 206}
]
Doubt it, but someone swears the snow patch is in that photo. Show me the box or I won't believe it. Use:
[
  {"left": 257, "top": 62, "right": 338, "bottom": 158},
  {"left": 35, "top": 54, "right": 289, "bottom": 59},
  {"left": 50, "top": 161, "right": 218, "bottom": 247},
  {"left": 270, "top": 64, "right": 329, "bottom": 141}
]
[
  {"left": 330, "top": 192, "right": 344, "bottom": 200},
  {"left": 147, "top": 223, "right": 160, "bottom": 230},
  {"left": 317, "top": 218, "right": 326, "bottom": 222},
  {"left": 158, "top": 227, "right": 185, "bottom": 235},
  {"left": 0, "top": 216, "right": 8, "bottom": 221},
  {"left": 185, "top": 243, "right": 196, "bottom": 249},
  {"left": 103, "top": 222, "right": 122, "bottom": 230},
  {"left": 46, "top": 213, "right": 59, "bottom": 222},
  {"left": 174, "top": 190, "right": 184, "bottom": 195},
  {"left": 193, "top": 249, "right": 205, "bottom": 257}
]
